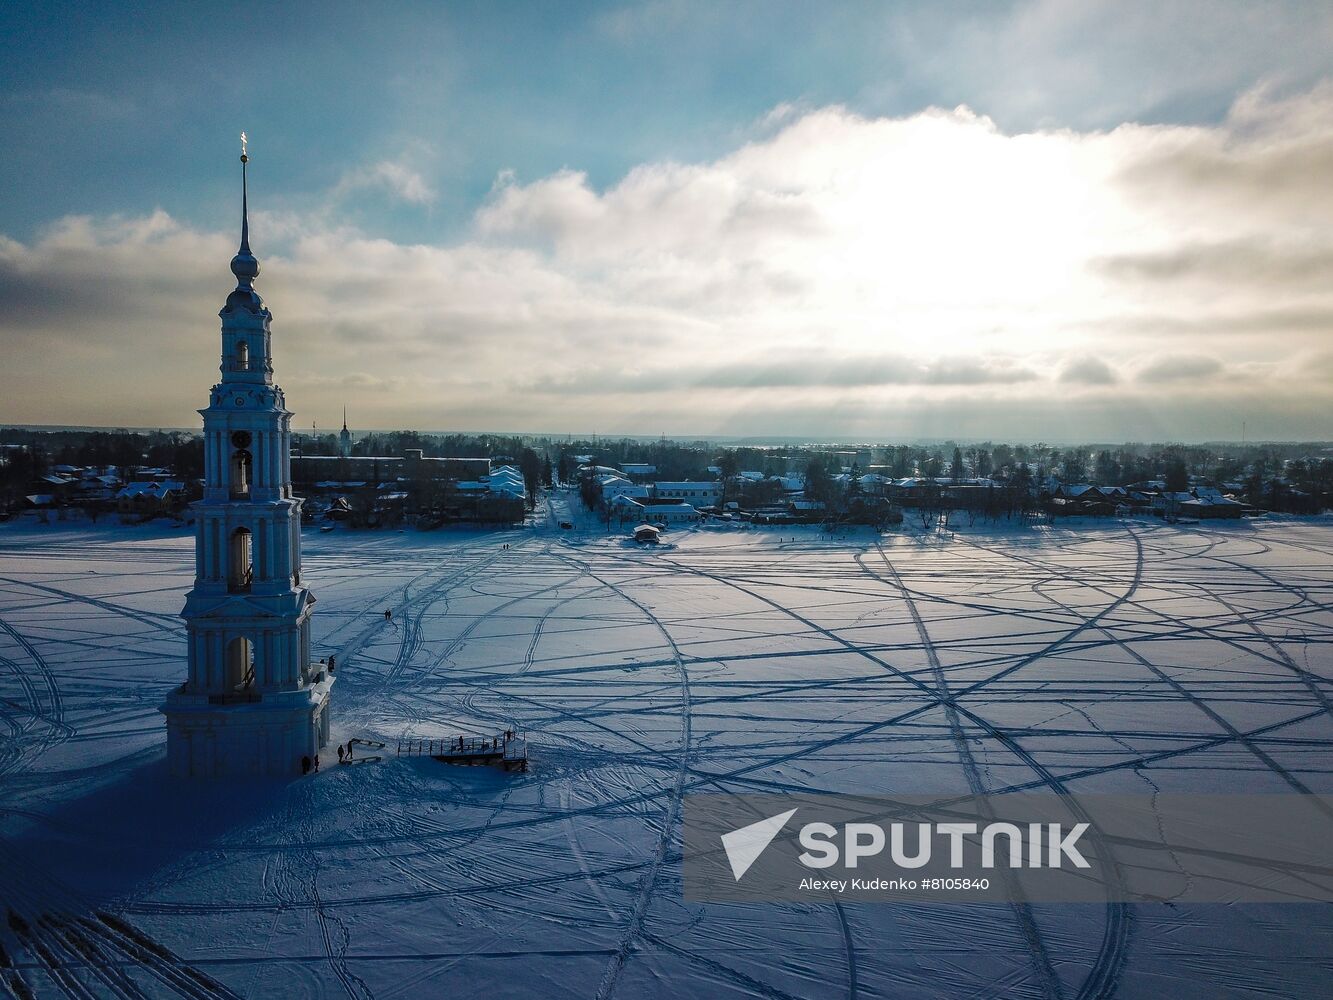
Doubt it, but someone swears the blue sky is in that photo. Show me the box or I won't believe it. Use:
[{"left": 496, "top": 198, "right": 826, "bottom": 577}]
[
  {"left": 6, "top": 1, "right": 1324, "bottom": 245},
  {"left": 3, "top": 1, "right": 1332, "bottom": 438},
  {"left": 7, "top": 1, "right": 914, "bottom": 243}
]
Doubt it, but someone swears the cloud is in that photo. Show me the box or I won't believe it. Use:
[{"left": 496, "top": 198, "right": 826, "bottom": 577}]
[
  {"left": 333, "top": 159, "right": 436, "bottom": 205},
  {"left": 1085, "top": 306, "right": 1333, "bottom": 339},
  {"left": 593, "top": 0, "right": 716, "bottom": 44},
  {"left": 3, "top": 83, "right": 1333, "bottom": 438},
  {"left": 1111, "top": 82, "right": 1333, "bottom": 231},
  {"left": 1060, "top": 357, "right": 1119, "bottom": 385},
  {"left": 1094, "top": 240, "right": 1333, "bottom": 291},
  {"left": 0, "top": 211, "right": 228, "bottom": 339},
  {"left": 526, "top": 355, "right": 1038, "bottom": 395},
  {"left": 1135, "top": 354, "right": 1225, "bottom": 383},
  {"left": 895, "top": 1, "right": 1333, "bottom": 130}
]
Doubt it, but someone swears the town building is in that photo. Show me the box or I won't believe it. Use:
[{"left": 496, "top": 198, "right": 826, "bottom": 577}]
[
  {"left": 292, "top": 450, "right": 490, "bottom": 487},
  {"left": 652, "top": 481, "right": 721, "bottom": 505},
  {"left": 632, "top": 499, "right": 701, "bottom": 523}
]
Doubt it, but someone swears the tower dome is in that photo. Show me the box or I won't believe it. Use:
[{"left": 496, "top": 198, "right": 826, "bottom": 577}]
[{"left": 231, "top": 249, "right": 260, "bottom": 282}]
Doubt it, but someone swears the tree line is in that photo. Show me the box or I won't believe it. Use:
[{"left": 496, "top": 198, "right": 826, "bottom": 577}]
[{"left": 4, "top": 427, "right": 1330, "bottom": 515}]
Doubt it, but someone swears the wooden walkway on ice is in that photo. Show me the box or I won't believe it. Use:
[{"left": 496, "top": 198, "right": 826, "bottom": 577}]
[{"left": 398, "top": 733, "right": 528, "bottom": 771}]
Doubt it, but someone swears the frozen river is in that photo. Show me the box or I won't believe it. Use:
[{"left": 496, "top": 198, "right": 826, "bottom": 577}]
[{"left": 1, "top": 510, "right": 1331, "bottom": 998}]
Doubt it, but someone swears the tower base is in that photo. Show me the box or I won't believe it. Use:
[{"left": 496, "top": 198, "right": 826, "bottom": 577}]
[{"left": 162, "top": 674, "right": 334, "bottom": 778}]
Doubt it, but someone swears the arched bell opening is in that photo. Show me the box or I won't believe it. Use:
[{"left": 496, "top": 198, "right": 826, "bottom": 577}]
[
  {"left": 230, "top": 430, "right": 253, "bottom": 498},
  {"left": 228, "top": 526, "right": 253, "bottom": 593},
  {"left": 225, "top": 635, "right": 255, "bottom": 690},
  {"left": 234, "top": 340, "right": 250, "bottom": 371}
]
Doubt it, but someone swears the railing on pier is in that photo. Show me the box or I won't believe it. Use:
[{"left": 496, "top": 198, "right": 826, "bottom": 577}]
[
  {"left": 398, "top": 736, "right": 502, "bottom": 756},
  {"left": 397, "top": 732, "right": 528, "bottom": 771}
]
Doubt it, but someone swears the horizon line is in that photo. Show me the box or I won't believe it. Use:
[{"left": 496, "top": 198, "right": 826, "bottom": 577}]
[{"left": 2, "top": 423, "right": 1330, "bottom": 450}]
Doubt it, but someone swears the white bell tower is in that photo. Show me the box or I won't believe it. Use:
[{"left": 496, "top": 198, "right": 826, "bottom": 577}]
[{"left": 162, "top": 135, "right": 334, "bottom": 777}]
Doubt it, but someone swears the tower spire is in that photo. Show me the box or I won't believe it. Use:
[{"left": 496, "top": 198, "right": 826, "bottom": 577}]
[
  {"left": 229, "top": 131, "right": 260, "bottom": 293},
  {"left": 342, "top": 406, "right": 348, "bottom": 432},
  {"left": 239, "top": 131, "right": 251, "bottom": 255}
]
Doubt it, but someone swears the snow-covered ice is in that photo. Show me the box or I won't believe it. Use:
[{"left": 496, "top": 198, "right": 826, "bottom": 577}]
[{"left": 2, "top": 507, "right": 1331, "bottom": 998}]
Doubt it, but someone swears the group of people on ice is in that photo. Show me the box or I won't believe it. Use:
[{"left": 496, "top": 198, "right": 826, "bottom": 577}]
[{"left": 302, "top": 739, "right": 361, "bottom": 774}]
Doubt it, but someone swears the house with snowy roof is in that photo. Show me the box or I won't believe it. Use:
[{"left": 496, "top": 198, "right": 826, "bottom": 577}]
[
  {"left": 1053, "top": 483, "right": 1101, "bottom": 500},
  {"left": 601, "top": 476, "right": 649, "bottom": 503},
  {"left": 486, "top": 466, "right": 526, "bottom": 497},
  {"left": 116, "top": 480, "right": 186, "bottom": 516},
  {"left": 37, "top": 473, "right": 79, "bottom": 499},
  {"left": 618, "top": 463, "right": 657, "bottom": 480},
  {"left": 615, "top": 497, "right": 701, "bottom": 523},
  {"left": 1179, "top": 495, "right": 1245, "bottom": 518}
]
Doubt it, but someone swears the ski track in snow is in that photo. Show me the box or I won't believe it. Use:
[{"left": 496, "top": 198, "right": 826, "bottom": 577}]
[{"left": 0, "top": 510, "right": 1331, "bottom": 999}]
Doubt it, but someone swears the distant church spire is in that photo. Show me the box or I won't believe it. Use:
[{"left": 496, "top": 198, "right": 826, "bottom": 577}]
[{"left": 339, "top": 405, "right": 352, "bottom": 458}]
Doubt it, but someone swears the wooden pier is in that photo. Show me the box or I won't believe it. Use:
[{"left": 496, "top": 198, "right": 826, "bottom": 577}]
[{"left": 398, "top": 732, "right": 528, "bottom": 772}]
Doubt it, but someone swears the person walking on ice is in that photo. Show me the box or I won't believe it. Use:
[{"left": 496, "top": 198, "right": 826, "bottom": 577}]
[
  {"left": 384, "top": 609, "right": 392, "bottom": 622},
  {"left": 337, "top": 744, "right": 345, "bottom": 764}
]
